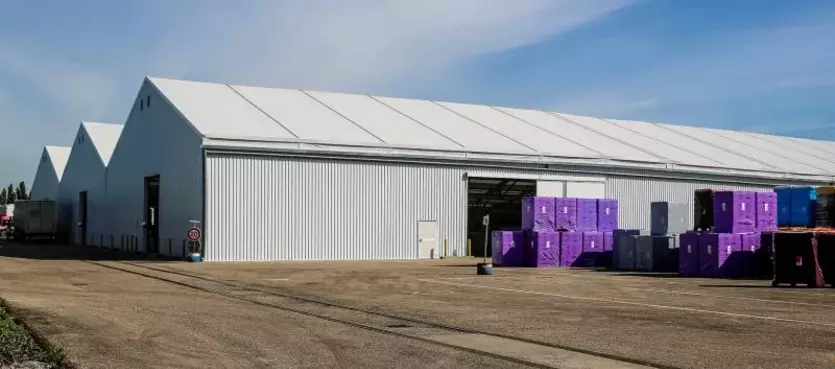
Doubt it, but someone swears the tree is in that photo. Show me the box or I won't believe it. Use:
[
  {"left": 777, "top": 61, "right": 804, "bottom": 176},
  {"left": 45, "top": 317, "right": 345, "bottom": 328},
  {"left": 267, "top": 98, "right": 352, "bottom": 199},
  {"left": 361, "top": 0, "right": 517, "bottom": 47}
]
[
  {"left": 15, "top": 181, "right": 27, "bottom": 201},
  {"left": 5, "top": 184, "right": 15, "bottom": 204},
  {"left": 0, "top": 187, "right": 6, "bottom": 205}
]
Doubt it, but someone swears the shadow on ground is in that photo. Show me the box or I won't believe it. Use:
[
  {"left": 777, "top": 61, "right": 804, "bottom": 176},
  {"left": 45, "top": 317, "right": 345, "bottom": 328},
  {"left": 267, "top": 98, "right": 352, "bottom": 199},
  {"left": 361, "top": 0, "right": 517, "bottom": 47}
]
[{"left": 0, "top": 239, "right": 180, "bottom": 262}]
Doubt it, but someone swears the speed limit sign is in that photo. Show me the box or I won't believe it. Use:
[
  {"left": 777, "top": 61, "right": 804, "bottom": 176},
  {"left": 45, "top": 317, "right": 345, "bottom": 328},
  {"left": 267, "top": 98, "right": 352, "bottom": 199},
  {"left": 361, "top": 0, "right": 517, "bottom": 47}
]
[{"left": 187, "top": 227, "right": 201, "bottom": 242}]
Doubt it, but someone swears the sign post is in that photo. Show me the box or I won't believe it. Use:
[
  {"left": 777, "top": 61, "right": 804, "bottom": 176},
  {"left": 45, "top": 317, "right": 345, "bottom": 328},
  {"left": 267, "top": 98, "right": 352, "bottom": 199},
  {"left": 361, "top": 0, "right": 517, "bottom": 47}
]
[
  {"left": 186, "top": 220, "right": 202, "bottom": 262},
  {"left": 477, "top": 214, "right": 492, "bottom": 275}
]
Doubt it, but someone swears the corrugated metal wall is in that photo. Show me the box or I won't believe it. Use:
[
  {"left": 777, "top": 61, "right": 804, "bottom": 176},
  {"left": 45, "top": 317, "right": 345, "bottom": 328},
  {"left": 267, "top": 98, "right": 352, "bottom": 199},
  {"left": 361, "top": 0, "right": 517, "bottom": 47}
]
[
  {"left": 206, "top": 155, "right": 468, "bottom": 261},
  {"left": 607, "top": 175, "right": 772, "bottom": 230},
  {"left": 206, "top": 153, "right": 786, "bottom": 262}
]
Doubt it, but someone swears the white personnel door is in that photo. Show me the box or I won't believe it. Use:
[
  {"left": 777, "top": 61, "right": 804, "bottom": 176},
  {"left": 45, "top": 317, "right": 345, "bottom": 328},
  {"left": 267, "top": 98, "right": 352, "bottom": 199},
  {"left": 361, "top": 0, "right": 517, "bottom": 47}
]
[{"left": 418, "top": 220, "right": 438, "bottom": 259}]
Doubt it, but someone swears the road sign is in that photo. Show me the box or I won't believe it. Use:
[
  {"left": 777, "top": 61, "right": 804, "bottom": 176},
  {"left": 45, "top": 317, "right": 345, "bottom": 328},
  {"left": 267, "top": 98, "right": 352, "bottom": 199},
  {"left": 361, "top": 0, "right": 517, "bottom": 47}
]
[
  {"left": 482, "top": 214, "right": 490, "bottom": 226},
  {"left": 187, "top": 227, "right": 201, "bottom": 242}
]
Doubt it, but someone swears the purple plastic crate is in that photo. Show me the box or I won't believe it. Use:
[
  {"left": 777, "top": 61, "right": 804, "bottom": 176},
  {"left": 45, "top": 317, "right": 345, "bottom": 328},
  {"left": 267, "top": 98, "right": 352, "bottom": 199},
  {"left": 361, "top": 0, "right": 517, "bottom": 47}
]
[
  {"left": 555, "top": 198, "right": 578, "bottom": 231},
  {"left": 739, "top": 232, "right": 761, "bottom": 278},
  {"left": 576, "top": 199, "right": 598, "bottom": 232},
  {"left": 599, "top": 231, "right": 614, "bottom": 267},
  {"left": 521, "top": 196, "right": 556, "bottom": 232},
  {"left": 577, "top": 231, "right": 604, "bottom": 267},
  {"left": 526, "top": 231, "right": 560, "bottom": 267},
  {"left": 698, "top": 233, "right": 743, "bottom": 278},
  {"left": 755, "top": 192, "right": 778, "bottom": 232},
  {"left": 679, "top": 232, "right": 700, "bottom": 276},
  {"left": 597, "top": 199, "right": 618, "bottom": 232},
  {"left": 560, "top": 232, "right": 582, "bottom": 267},
  {"left": 492, "top": 231, "right": 526, "bottom": 267},
  {"left": 713, "top": 191, "right": 756, "bottom": 234}
]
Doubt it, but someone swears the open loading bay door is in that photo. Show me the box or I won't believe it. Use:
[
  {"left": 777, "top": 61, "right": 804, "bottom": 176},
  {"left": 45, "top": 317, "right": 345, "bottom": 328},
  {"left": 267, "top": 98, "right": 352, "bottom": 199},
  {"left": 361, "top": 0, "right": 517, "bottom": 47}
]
[{"left": 467, "top": 177, "right": 536, "bottom": 257}]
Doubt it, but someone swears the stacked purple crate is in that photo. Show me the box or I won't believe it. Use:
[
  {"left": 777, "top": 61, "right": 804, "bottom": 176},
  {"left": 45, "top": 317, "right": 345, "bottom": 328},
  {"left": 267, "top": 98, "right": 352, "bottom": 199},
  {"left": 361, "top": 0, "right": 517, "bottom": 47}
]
[
  {"left": 522, "top": 196, "right": 556, "bottom": 232},
  {"left": 679, "top": 232, "right": 700, "bottom": 276},
  {"left": 576, "top": 199, "right": 598, "bottom": 232},
  {"left": 560, "top": 232, "right": 583, "bottom": 267},
  {"left": 526, "top": 232, "right": 560, "bottom": 267},
  {"left": 713, "top": 191, "right": 756, "bottom": 234},
  {"left": 597, "top": 199, "right": 618, "bottom": 232},
  {"left": 579, "top": 231, "right": 604, "bottom": 267},
  {"left": 601, "top": 231, "right": 614, "bottom": 267},
  {"left": 755, "top": 192, "right": 777, "bottom": 232},
  {"left": 492, "top": 231, "right": 525, "bottom": 267},
  {"left": 555, "top": 198, "right": 578, "bottom": 231},
  {"left": 698, "top": 233, "right": 743, "bottom": 278}
]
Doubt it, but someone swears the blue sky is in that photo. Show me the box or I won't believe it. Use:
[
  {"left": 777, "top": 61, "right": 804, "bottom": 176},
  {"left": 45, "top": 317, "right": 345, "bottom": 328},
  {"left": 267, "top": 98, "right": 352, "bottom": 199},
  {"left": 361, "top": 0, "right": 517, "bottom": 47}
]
[{"left": 2, "top": 0, "right": 835, "bottom": 186}]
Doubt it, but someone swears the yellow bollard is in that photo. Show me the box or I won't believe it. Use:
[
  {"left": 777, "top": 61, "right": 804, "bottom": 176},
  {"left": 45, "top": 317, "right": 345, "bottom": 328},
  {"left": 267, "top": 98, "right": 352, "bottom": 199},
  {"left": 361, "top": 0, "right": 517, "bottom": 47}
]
[{"left": 467, "top": 239, "right": 472, "bottom": 256}]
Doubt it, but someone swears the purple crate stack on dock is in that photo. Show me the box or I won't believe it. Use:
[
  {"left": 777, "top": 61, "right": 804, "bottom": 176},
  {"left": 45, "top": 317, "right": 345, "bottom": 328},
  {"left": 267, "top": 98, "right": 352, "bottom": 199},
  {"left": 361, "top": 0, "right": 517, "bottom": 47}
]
[
  {"left": 678, "top": 232, "right": 700, "bottom": 276},
  {"left": 755, "top": 192, "right": 778, "bottom": 232},
  {"left": 713, "top": 191, "right": 756, "bottom": 234},
  {"left": 579, "top": 231, "right": 604, "bottom": 267},
  {"left": 521, "top": 196, "right": 556, "bottom": 232},
  {"left": 526, "top": 232, "right": 560, "bottom": 267},
  {"left": 597, "top": 199, "right": 618, "bottom": 232},
  {"left": 576, "top": 199, "right": 598, "bottom": 232},
  {"left": 560, "top": 232, "right": 583, "bottom": 267},
  {"left": 555, "top": 198, "right": 578, "bottom": 231},
  {"left": 492, "top": 231, "right": 526, "bottom": 267},
  {"left": 698, "top": 233, "right": 743, "bottom": 278}
]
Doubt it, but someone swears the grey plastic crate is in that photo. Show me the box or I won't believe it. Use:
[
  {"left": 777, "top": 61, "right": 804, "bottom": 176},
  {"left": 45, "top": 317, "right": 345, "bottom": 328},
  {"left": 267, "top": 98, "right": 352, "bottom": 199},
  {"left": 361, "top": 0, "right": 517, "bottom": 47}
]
[
  {"left": 617, "top": 235, "right": 638, "bottom": 270},
  {"left": 636, "top": 235, "right": 678, "bottom": 272},
  {"left": 651, "top": 202, "right": 691, "bottom": 236}
]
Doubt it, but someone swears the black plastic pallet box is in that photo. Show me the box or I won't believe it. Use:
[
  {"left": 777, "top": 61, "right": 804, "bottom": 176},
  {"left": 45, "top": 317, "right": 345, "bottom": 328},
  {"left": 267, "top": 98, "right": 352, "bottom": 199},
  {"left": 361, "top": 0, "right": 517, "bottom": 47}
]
[
  {"left": 816, "top": 232, "right": 835, "bottom": 287},
  {"left": 694, "top": 189, "right": 714, "bottom": 231},
  {"left": 772, "top": 232, "right": 825, "bottom": 288}
]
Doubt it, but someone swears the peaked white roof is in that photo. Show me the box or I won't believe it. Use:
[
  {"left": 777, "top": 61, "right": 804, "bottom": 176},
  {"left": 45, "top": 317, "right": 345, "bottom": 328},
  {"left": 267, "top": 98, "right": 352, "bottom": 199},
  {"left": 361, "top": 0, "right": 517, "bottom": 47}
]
[
  {"left": 44, "top": 145, "right": 71, "bottom": 180},
  {"left": 148, "top": 77, "right": 835, "bottom": 181},
  {"left": 82, "top": 121, "right": 124, "bottom": 166}
]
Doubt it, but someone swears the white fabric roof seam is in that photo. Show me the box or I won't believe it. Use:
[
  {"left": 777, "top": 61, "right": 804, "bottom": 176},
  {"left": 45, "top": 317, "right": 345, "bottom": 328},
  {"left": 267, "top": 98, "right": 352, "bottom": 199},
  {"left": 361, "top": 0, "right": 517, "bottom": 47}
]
[
  {"left": 494, "top": 107, "right": 607, "bottom": 158},
  {"left": 431, "top": 101, "right": 538, "bottom": 154},
  {"left": 598, "top": 118, "right": 723, "bottom": 166},
  {"left": 226, "top": 84, "right": 300, "bottom": 139},
  {"left": 301, "top": 90, "right": 386, "bottom": 144},
  {"left": 653, "top": 123, "right": 779, "bottom": 171},
  {"left": 552, "top": 113, "right": 670, "bottom": 162},
  {"left": 757, "top": 133, "right": 835, "bottom": 164},
  {"left": 366, "top": 95, "right": 466, "bottom": 149},
  {"left": 489, "top": 106, "right": 603, "bottom": 158},
  {"left": 685, "top": 126, "right": 824, "bottom": 174},
  {"left": 710, "top": 129, "right": 831, "bottom": 172}
]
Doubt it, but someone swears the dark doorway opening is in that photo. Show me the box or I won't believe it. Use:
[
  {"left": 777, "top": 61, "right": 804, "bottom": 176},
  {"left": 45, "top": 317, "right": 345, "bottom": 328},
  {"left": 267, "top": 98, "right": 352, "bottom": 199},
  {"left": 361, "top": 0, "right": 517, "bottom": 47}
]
[
  {"left": 78, "top": 191, "right": 88, "bottom": 246},
  {"left": 144, "top": 175, "right": 160, "bottom": 254},
  {"left": 467, "top": 177, "right": 536, "bottom": 257}
]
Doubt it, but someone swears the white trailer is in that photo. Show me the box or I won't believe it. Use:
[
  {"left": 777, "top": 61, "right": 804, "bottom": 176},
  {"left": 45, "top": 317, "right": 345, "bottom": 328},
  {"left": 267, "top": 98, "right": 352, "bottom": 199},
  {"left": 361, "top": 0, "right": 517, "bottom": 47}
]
[{"left": 13, "top": 200, "right": 58, "bottom": 241}]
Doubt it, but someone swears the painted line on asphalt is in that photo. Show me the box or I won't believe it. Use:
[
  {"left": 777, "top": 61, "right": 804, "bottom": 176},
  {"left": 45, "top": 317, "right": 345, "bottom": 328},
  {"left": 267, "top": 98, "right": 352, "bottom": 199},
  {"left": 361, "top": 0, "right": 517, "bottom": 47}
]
[
  {"left": 418, "top": 279, "right": 835, "bottom": 328},
  {"left": 442, "top": 275, "right": 835, "bottom": 309}
]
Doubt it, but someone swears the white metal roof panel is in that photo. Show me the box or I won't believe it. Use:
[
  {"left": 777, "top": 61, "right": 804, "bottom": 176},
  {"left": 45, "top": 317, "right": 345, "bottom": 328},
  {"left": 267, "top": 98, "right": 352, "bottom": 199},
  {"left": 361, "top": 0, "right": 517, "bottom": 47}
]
[
  {"left": 707, "top": 128, "right": 834, "bottom": 173},
  {"left": 612, "top": 120, "right": 772, "bottom": 171},
  {"left": 82, "top": 122, "right": 124, "bottom": 166},
  {"left": 150, "top": 78, "right": 295, "bottom": 140},
  {"left": 782, "top": 135, "right": 835, "bottom": 157},
  {"left": 598, "top": 118, "right": 720, "bottom": 167},
  {"left": 375, "top": 96, "right": 535, "bottom": 154},
  {"left": 437, "top": 102, "right": 599, "bottom": 158},
  {"left": 303, "top": 91, "right": 461, "bottom": 149},
  {"left": 745, "top": 133, "right": 835, "bottom": 171},
  {"left": 661, "top": 124, "right": 823, "bottom": 174},
  {"left": 497, "top": 108, "right": 659, "bottom": 162},
  {"left": 44, "top": 145, "right": 71, "bottom": 180},
  {"left": 232, "top": 86, "right": 382, "bottom": 144}
]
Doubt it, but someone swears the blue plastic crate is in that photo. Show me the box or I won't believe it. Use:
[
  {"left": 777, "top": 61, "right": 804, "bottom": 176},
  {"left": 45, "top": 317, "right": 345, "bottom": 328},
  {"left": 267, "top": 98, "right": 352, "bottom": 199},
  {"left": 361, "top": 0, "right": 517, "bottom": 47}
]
[
  {"left": 790, "top": 186, "right": 817, "bottom": 227},
  {"left": 774, "top": 186, "right": 792, "bottom": 227}
]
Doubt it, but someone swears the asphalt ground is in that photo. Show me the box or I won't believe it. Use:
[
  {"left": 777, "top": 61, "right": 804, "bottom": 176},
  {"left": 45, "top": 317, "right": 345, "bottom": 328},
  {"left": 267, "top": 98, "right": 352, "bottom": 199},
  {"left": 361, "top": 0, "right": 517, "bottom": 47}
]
[{"left": 1, "top": 241, "right": 834, "bottom": 369}]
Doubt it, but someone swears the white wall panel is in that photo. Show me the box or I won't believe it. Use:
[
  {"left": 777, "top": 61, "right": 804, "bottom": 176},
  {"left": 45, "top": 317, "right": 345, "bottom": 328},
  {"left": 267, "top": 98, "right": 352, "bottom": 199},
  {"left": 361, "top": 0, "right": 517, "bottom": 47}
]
[
  {"left": 536, "top": 181, "right": 564, "bottom": 197},
  {"left": 566, "top": 182, "right": 606, "bottom": 198},
  {"left": 206, "top": 155, "right": 468, "bottom": 261}
]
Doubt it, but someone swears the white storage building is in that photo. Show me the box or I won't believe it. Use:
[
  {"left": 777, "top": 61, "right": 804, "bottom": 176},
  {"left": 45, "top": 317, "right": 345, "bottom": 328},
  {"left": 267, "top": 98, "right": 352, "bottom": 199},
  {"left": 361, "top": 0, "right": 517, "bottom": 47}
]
[
  {"left": 57, "top": 121, "right": 124, "bottom": 246},
  {"left": 29, "top": 146, "right": 71, "bottom": 201},
  {"left": 99, "top": 77, "right": 835, "bottom": 261}
]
